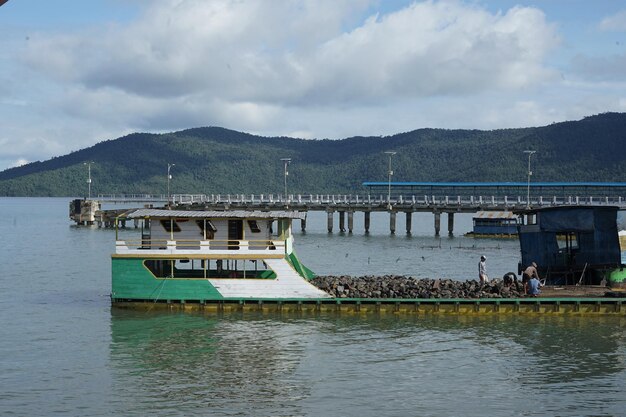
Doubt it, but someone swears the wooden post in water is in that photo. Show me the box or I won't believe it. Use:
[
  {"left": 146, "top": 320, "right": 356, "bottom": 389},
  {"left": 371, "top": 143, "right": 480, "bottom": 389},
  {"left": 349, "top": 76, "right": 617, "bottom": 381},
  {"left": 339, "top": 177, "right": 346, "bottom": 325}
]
[
  {"left": 434, "top": 212, "right": 441, "bottom": 236},
  {"left": 390, "top": 211, "right": 396, "bottom": 234},
  {"left": 448, "top": 212, "right": 454, "bottom": 235},
  {"left": 301, "top": 217, "right": 306, "bottom": 232},
  {"left": 339, "top": 211, "right": 346, "bottom": 232},
  {"left": 406, "top": 212, "right": 412, "bottom": 234},
  {"left": 327, "top": 210, "right": 334, "bottom": 233},
  {"left": 348, "top": 211, "right": 354, "bottom": 234},
  {"left": 364, "top": 211, "right": 371, "bottom": 234}
]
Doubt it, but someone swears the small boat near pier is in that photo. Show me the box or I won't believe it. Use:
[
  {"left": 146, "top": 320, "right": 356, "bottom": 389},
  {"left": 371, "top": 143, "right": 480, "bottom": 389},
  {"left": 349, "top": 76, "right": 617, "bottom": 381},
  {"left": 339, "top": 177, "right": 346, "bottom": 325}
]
[{"left": 465, "top": 211, "right": 520, "bottom": 238}]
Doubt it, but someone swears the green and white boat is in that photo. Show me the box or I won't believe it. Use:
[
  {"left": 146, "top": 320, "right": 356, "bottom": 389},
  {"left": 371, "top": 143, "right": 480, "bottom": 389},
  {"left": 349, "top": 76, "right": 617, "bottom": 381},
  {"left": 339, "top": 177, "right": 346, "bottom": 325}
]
[
  {"left": 111, "top": 208, "right": 626, "bottom": 315},
  {"left": 111, "top": 209, "right": 330, "bottom": 304}
]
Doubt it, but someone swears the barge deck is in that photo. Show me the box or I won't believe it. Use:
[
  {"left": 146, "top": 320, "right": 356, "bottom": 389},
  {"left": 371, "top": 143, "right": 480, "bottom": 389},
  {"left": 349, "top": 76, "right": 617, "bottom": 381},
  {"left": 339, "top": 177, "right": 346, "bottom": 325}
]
[{"left": 112, "top": 295, "right": 626, "bottom": 315}]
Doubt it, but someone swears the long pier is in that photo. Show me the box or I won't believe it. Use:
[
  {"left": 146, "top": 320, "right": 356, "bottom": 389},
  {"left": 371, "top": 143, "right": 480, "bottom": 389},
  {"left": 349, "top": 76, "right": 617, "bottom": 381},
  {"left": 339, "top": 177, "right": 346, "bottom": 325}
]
[{"left": 88, "top": 192, "right": 626, "bottom": 234}]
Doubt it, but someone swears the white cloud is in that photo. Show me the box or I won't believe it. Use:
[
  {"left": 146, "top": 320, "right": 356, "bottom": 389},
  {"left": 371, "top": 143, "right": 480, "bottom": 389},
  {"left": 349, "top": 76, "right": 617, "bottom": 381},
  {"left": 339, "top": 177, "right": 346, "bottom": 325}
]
[
  {"left": 599, "top": 9, "right": 626, "bottom": 32},
  {"left": 5, "top": 0, "right": 619, "bottom": 172},
  {"left": 11, "top": 158, "right": 29, "bottom": 168},
  {"left": 22, "top": 0, "right": 559, "bottom": 107}
]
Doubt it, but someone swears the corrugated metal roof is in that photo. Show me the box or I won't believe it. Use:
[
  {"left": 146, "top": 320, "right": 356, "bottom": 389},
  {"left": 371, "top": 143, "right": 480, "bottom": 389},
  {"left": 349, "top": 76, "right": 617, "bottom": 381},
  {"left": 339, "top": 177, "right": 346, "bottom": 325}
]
[
  {"left": 124, "top": 208, "right": 306, "bottom": 220},
  {"left": 474, "top": 211, "right": 516, "bottom": 219}
]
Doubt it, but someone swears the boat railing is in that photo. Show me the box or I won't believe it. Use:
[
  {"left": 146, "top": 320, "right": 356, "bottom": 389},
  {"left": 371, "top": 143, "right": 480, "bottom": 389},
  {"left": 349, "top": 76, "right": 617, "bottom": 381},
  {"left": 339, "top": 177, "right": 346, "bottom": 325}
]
[{"left": 115, "top": 238, "right": 286, "bottom": 254}]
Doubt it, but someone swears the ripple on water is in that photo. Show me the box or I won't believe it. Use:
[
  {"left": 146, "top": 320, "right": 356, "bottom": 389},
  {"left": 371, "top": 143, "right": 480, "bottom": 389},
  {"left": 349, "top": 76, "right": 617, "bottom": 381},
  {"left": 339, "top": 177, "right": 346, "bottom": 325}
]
[{"left": 2, "top": 199, "right": 626, "bottom": 417}]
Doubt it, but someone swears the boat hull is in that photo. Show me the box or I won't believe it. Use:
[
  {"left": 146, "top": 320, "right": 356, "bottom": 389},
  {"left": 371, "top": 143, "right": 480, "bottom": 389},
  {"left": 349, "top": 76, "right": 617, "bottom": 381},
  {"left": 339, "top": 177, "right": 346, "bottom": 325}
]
[
  {"left": 111, "top": 255, "right": 329, "bottom": 302},
  {"left": 111, "top": 296, "right": 626, "bottom": 315}
]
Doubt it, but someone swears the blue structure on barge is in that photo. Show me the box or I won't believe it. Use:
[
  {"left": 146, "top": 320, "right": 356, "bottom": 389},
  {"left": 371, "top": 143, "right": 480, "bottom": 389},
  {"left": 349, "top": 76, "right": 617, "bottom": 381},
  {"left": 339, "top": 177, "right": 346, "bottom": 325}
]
[{"left": 517, "top": 206, "right": 622, "bottom": 285}]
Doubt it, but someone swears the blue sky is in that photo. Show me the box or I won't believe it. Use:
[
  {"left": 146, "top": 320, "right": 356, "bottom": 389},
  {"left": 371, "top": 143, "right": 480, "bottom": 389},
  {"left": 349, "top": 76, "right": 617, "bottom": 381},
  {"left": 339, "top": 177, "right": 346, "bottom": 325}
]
[{"left": 1, "top": 0, "right": 625, "bottom": 171}]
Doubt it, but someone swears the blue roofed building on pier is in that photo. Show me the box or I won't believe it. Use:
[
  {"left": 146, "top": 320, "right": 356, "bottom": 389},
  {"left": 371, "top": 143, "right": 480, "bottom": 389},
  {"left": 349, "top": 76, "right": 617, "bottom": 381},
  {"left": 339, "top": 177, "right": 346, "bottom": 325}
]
[{"left": 362, "top": 181, "right": 626, "bottom": 199}]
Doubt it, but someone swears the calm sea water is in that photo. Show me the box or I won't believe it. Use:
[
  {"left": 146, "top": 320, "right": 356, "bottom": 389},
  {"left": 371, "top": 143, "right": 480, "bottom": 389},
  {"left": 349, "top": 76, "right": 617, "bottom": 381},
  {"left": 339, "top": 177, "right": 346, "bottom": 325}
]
[{"left": 1, "top": 197, "right": 625, "bottom": 417}]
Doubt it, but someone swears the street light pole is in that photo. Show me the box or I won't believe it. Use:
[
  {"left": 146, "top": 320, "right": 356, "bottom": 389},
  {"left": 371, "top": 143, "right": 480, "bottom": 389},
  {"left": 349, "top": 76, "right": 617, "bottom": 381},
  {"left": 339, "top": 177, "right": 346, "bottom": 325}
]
[
  {"left": 280, "top": 158, "right": 291, "bottom": 199},
  {"left": 524, "top": 150, "right": 536, "bottom": 208},
  {"left": 167, "top": 163, "right": 175, "bottom": 208},
  {"left": 84, "top": 162, "right": 93, "bottom": 199},
  {"left": 384, "top": 151, "right": 396, "bottom": 210}
]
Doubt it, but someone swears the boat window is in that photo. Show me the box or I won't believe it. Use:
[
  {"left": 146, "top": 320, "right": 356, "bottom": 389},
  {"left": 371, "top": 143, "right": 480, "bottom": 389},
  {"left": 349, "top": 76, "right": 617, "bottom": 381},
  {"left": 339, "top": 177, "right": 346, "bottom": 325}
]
[
  {"left": 143, "top": 259, "right": 277, "bottom": 279},
  {"left": 144, "top": 259, "right": 173, "bottom": 278},
  {"left": 247, "top": 220, "right": 261, "bottom": 233},
  {"left": 207, "top": 259, "right": 276, "bottom": 279},
  {"left": 196, "top": 220, "right": 217, "bottom": 239},
  {"left": 557, "top": 232, "right": 579, "bottom": 250},
  {"left": 160, "top": 220, "right": 181, "bottom": 233}
]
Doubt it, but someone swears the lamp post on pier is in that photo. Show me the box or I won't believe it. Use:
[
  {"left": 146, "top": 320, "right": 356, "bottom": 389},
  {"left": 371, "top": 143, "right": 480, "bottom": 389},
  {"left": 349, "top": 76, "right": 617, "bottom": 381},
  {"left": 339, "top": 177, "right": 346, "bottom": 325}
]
[
  {"left": 384, "top": 151, "right": 396, "bottom": 210},
  {"left": 167, "top": 163, "right": 175, "bottom": 208},
  {"left": 280, "top": 158, "right": 291, "bottom": 200},
  {"left": 524, "top": 150, "right": 536, "bottom": 208},
  {"left": 84, "top": 162, "right": 93, "bottom": 199}
]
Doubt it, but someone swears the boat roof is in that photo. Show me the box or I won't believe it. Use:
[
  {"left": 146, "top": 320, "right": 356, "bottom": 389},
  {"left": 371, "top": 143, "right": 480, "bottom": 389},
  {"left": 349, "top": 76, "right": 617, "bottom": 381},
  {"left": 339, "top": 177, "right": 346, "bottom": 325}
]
[
  {"left": 474, "top": 211, "right": 515, "bottom": 219},
  {"left": 124, "top": 208, "right": 306, "bottom": 220}
]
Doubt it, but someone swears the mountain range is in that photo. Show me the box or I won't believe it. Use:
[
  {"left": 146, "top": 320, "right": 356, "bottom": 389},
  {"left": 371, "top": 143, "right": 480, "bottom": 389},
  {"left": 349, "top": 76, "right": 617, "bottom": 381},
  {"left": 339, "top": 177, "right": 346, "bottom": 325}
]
[{"left": 1, "top": 112, "right": 625, "bottom": 197}]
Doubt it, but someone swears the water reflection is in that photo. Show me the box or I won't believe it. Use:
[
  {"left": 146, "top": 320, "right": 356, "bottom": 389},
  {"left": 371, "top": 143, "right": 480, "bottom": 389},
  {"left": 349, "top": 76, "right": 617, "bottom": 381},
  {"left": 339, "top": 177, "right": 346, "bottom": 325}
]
[
  {"left": 110, "top": 309, "right": 318, "bottom": 416},
  {"left": 110, "top": 311, "right": 626, "bottom": 417}
]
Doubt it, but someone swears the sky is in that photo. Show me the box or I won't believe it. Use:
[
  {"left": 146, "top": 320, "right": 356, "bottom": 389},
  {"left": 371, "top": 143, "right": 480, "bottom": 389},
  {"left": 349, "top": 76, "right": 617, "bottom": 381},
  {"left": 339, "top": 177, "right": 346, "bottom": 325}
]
[{"left": 1, "top": 0, "right": 625, "bottom": 171}]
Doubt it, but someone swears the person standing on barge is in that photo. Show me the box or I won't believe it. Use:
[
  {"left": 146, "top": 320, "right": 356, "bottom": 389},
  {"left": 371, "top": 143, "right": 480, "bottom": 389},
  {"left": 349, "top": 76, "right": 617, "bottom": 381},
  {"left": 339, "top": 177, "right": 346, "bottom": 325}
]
[{"left": 478, "top": 255, "right": 488, "bottom": 284}]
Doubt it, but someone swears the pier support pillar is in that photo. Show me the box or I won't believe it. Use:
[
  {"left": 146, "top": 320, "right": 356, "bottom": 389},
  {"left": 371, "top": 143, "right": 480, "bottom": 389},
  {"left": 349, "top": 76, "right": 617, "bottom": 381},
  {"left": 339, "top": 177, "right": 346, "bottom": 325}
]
[
  {"left": 339, "top": 211, "right": 346, "bottom": 232},
  {"left": 301, "top": 217, "right": 307, "bottom": 233},
  {"left": 364, "top": 211, "right": 371, "bottom": 234},
  {"left": 327, "top": 211, "right": 334, "bottom": 233},
  {"left": 348, "top": 211, "right": 354, "bottom": 234},
  {"left": 434, "top": 212, "right": 441, "bottom": 236},
  {"left": 448, "top": 212, "right": 454, "bottom": 236},
  {"left": 405, "top": 212, "right": 412, "bottom": 235},
  {"left": 390, "top": 211, "right": 396, "bottom": 234}
]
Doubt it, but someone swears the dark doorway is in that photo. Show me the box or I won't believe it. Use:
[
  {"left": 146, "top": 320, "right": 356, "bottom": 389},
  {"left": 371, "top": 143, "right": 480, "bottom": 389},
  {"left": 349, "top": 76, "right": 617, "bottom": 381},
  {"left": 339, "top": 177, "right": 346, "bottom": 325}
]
[{"left": 228, "top": 219, "right": 243, "bottom": 250}]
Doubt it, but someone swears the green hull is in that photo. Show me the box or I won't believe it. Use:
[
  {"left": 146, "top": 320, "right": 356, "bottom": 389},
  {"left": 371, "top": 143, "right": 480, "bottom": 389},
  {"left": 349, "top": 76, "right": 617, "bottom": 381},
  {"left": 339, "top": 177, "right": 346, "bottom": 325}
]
[
  {"left": 286, "top": 251, "right": 316, "bottom": 280},
  {"left": 112, "top": 258, "right": 223, "bottom": 302}
]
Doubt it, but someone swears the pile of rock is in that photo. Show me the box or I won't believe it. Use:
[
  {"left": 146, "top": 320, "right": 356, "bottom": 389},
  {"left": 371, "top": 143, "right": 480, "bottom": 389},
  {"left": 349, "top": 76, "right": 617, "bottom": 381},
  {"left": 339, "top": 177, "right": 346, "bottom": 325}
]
[{"left": 311, "top": 275, "right": 524, "bottom": 299}]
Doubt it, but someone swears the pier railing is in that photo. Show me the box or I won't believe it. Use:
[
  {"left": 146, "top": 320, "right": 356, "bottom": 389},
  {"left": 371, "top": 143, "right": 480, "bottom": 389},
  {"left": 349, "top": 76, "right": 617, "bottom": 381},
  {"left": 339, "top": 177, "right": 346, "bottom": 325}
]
[
  {"left": 91, "top": 193, "right": 625, "bottom": 234},
  {"left": 164, "top": 193, "right": 626, "bottom": 211},
  {"left": 97, "top": 193, "right": 626, "bottom": 211}
]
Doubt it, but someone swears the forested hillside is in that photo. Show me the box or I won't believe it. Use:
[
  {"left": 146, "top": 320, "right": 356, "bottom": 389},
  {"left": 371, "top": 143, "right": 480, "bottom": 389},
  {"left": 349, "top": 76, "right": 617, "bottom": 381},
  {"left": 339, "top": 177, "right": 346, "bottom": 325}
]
[{"left": 1, "top": 113, "right": 625, "bottom": 196}]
